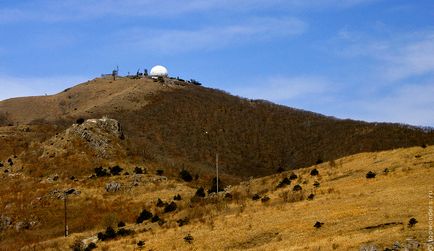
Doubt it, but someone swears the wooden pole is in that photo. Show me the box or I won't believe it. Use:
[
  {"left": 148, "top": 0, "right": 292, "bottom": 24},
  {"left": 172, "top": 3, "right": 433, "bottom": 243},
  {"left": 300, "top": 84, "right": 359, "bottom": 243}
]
[
  {"left": 64, "top": 192, "right": 68, "bottom": 237},
  {"left": 216, "top": 153, "right": 219, "bottom": 193}
]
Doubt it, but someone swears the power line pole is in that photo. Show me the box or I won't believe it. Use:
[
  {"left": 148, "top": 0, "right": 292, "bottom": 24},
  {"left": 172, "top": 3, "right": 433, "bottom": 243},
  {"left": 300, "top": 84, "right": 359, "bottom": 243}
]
[
  {"left": 216, "top": 153, "right": 219, "bottom": 193},
  {"left": 64, "top": 192, "right": 68, "bottom": 237}
]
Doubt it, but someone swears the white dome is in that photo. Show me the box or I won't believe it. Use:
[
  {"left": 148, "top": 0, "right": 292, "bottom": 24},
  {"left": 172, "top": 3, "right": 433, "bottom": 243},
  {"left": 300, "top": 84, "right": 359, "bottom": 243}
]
[{"left": 150, "top": 65, "right": 168, "bottom": 77}]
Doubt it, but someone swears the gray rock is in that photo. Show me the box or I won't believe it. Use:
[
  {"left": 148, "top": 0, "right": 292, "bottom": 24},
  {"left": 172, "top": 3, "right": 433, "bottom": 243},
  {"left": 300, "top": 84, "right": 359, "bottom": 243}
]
[
  {"left": 105, "top": 181, "right": 121, "bottom": 192},
  {"left": 0, "top": 215, "right": 12, "bottom": 231},
  {"left": 15, "top": 221, "right": 30, "bottom": 232}
]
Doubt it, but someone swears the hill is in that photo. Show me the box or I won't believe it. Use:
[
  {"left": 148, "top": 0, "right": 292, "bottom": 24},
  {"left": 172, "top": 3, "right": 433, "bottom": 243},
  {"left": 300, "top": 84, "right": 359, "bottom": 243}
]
[
  {"left": 0, "top": 76, "right": 433, "bottom": 179},
  {"left": 2, "top": 145, "right": 432, "bottom": 250}
]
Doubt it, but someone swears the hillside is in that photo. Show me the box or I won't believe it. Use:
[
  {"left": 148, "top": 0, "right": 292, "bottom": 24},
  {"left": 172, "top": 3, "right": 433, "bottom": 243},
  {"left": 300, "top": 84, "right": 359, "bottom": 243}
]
[
  {"left": 2, "top": 145, "right": 432, "bottom": 250},
  {"left": 1, "top": 76, "right": 433, "bottom": 179}
]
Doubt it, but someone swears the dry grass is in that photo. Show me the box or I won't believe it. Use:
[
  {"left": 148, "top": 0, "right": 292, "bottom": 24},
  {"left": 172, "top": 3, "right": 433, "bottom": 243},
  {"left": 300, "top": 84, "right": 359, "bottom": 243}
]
[{"left": 12, "top": 145, "right": 432, "bottom": 250}]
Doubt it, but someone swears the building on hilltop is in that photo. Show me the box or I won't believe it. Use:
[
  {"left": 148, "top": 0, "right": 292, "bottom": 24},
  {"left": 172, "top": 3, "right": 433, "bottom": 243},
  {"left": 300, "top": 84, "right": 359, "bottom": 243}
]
[{"left": 150, "top": 65, "right": 169, "bottom": 79}]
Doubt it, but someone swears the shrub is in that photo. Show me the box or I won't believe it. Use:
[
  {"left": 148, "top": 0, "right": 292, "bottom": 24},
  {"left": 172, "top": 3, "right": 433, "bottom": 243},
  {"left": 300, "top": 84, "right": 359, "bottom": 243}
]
[
  {"left": 208, "top": 177, "right": 225, "bottom": 193},
  {"left": 151, "top": 215, "right": 160, "bottom": 223},
  {"left": 261, "top": 196, "right": 270, "bottom": 203},
  {"left": 408, "top": 218, "right": 418, "bottom": 227},
  {"left": 156, "top": 169, "right": 164, "bottom": 176},
  {"left": 180, "top": 170, "right": 193, "bottom": 182},
  {"left": 289, "top": 173, "right": 298, "bottom": 180},
  {"left": 84, "top": 242, "right": 97, "bottom": 251},
  {"left": 225, "top": 193, "right": 233, "bottom": 199},
  {"left": 276, "top": 177, "right": 291, "bottom": 188},
  {"left": 97, "top": 226, "right": 117, "bottom": 241},
  {"left": 307, "top": 194, "right": 315, "bottom": 200},
  {"left": 164, "top": 202, "right": 177, "bottom": 213},
  {"left": 76, "top": 118, "right": 85, "bottom": 124},
  {"left": 137, "top": 241, "right": 145, "bottom": 247},
  {"left": 277, "top": 167, "right": 285, "bottom": 173},
  {"left": 314, "top": 221, "right": 324, "bottom": 228},
  {"left": 116, "top": 228, "right": 133, "bottom": 237},
  {"left": 134, "top": 167, "right": 143, "bottom": 174},
  {"left": 383, "top": 168, "right": 389, "bottom": 174},
  {"left": 421, "top": 143, "right": 427, "bottom": 148},
  {"left": 110, "top": 165, "right": 123, "bottom": 176},
  {"left": 310, "top": 169, "right": 319, "bottom": 176},
  {"left": 117, "top": 221, "right": 125, "bottom": 228},
  {"left": 195, "top": 187, "right": 206, "bottom": 198},
  {"left": 316, "top": 158, "right": 324, "bottom": 164},
  {"left": 313, "top": 181, "right": 320, "bottom": 188},
  {"left": 252, "top": 194, "right": 260, "bottom": 201},
  {"left": 184, "top": 234, "right": 194, "bottom": 244},
  {"left": 293, "top": 184, "right": 302, "bottom": 191},
  {"left": 71, "top": 239, "right": 84, "bottom": 251},
  {"left": 156, "top": 198, "right": 166, "bottom": 207},
  {"left": 177, "top": 217, "right": 189, "bottom": 227},
  {"left": 95, "top": 167, "right": 109, "bottom": 177},
  {"left": 136, "top": 209, "right": 153, "bottom": 224},
  {"left": 173, "top": 194, "right": 182, "bottom": 200},
  {"left": 366, "top": 171, "right": 376, "bottom": 179}
]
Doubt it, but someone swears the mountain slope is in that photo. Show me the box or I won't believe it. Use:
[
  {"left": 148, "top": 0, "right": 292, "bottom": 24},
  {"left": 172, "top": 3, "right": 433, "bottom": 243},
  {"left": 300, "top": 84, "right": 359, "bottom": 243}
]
[{"left": 1, "top": 76, "right": 433, "bottom": 178}]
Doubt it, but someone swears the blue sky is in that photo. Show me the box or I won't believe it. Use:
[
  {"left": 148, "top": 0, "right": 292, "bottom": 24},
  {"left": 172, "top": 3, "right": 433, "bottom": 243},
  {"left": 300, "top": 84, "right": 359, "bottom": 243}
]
[{"left": 1, "top": 0, "right": 433, "bottom": 126}]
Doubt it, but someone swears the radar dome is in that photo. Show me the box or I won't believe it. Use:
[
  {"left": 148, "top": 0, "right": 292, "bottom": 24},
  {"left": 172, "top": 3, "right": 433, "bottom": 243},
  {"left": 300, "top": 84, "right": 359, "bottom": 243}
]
[{"left": 150, "top": 65, "right": 168, "bottom": 77}]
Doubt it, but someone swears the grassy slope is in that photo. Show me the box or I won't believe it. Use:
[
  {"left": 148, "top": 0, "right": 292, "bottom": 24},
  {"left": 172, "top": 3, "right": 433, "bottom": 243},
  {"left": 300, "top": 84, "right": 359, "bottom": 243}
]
[
  {"left": 1, "top": 77, "right": 433, "bottom": 179},
  {"left": 30, "top": 145, "right": 434, "bottom": 250}
]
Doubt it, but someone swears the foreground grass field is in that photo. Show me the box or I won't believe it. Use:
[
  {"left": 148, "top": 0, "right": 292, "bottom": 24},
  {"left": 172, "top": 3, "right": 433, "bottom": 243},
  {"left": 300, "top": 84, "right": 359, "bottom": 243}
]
[{"left": 24, "top": 145, "right": 433, "bottom": 250}]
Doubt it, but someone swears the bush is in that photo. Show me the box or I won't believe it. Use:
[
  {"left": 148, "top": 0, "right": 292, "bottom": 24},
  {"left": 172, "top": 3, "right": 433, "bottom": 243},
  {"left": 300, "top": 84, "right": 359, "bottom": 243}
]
[
  {"left": 314, "top": 221, "right": 324, "bottom": 228},
  {"left": 180, "top": 170, "right": 193, "bottom": 182},
  {"left": 421, "top": 143, "right": 427, "bottom": 148},
  {"left": 164, "top": 202, "right": 177, "bottom": 213},
  {"left": 225, "top": 193, "right": 233, "bottom": 199},
  {"left": 316, "top": 159, "right": 324, "bottom": 164},
  {"left": 313, "top": 181, "right": 320, "bottom": 188},
  {"left": 117, "top": 221, "right": 125, "bottom": 228},
  {"left": 156, "top": 198, "right": 166, "bottom": 207},
  {"left": 134, "top": 167, "right": 144, "bottom": 174},
  {"left": 261, "top": 196, "right": 270, "bottom": 203},
  {"left": 208, "top": 177, "right": 225, "bottom": 193},
  {"left": 173, "top": 194, "right": 182, "bottom": 200},
  {"left": 289, "top": 173, "right": 298, "bottom": 180},
  {"left": 76, "top": 118, "right": 85, "bottom": 124},
  {"left": 156, "top": 169, "right": 164, "bottom": 176},
  {"left": 366, "top": 171, "right": 376, "bottom": 179},
  {"left": 137, "top": 241, "right": 145, "bottom": 247},
  {"left": 277, "top": 167, "right": 285, "bottom": 173},
  {"left": 276, "top": 177, "right": 291, "bottom": 188},
  {"left": 195, "top": 187, "right": 206, "bottom": 198},
  {"left": 408, "top": 218, "right": 418, "bottom": 227},
  {"left": 97, "top": 226, "right": 117, "bottom": 241},
  {"left": 116, "top": 228, "right": 133, "bottom": 237},
  {"left": 84, "top": 242, "right": 97, "bottom": 251},
  {"left": 95, "top": 167, "right": 110, "bottom": 177},
  {"left": 310, "top": 169, "right": 319, "bottom": 176},
  {"left": 184, "top": 234, "right": 194, "bottom": 244},
  {"left": 177, "top": 217, "right": 189, "bottom": 227},
  {"left": 136, "top": 209, "right": 153, "bottom": 224},
  {"left": 252, "top": 194, "right": 261, "bottom": 201},
  {"left": 307, "top": 194, "right": 315, "bottom": 200},
  {"left": 151, "top": 215, "right": 160, "bottom": 223},
  {"left": 110, "top": 165, "right": 123, "bottom": 176},
  {"left": 293, "top": 184, "right": 302, "bottom": 192}
]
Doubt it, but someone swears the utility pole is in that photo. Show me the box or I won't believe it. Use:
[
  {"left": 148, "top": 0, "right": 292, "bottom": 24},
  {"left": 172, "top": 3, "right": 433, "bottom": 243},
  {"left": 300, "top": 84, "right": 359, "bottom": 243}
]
[
  {"left": 64, "top": 192, "right": 68, "bottom": 237},
  {"left": 216, "top": 153, "right": 219, "bottom": 193}
]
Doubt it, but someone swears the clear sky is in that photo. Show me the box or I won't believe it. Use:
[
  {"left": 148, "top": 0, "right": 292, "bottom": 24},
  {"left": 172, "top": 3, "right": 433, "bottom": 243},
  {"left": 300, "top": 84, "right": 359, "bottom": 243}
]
[{"left": 1, "top": 0, "right": 433, "bottom": 126}]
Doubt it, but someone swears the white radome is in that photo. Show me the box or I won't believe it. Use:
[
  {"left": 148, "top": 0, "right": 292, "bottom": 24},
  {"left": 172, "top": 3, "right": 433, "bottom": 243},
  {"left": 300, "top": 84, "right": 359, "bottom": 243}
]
[{"left": 150, "top": 65, "right": 168, "bottom": 77}]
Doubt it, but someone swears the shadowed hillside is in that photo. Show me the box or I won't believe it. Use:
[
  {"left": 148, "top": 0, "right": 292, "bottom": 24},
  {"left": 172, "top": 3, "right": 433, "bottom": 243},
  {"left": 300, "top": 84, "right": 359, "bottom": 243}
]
[{"left": 1, "top": 76, "right": 433, "bottom": 178}]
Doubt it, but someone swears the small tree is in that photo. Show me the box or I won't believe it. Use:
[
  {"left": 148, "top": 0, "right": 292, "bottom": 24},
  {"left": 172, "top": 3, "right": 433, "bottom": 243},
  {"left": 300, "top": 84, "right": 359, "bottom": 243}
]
[{"left": 180, "top": 170, "right": 193, "bottom": 182}]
